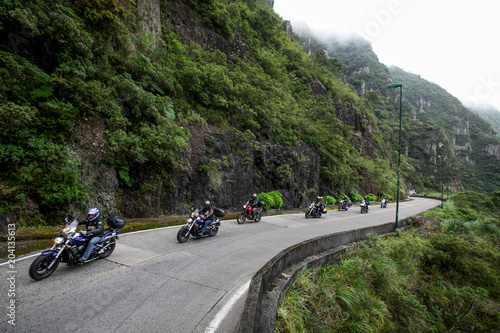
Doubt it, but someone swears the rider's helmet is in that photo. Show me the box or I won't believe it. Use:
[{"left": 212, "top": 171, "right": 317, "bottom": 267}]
[
  {"left": 364, "top": 196, "right": 368, "bottom": 201},
  {"left": 205, "top": 200, "right": 211, "bottom": 206},
  {"left": 87, "top": 207, "right": 99, "bottom": 222},
  {"left": 252, "top": 194, "right": 257, "bottom": 199}
]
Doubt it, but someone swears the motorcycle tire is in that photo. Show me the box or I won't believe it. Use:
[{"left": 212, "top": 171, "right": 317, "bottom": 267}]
[
  {"left": 98, "top": 237, "right": 116, "bottom": 259},
  {"left": 305, "top": 209, "right": 311, "bottom": 219},
  {"left": 254, "top": 213, "right": 262, "bottom": 223},
  {"left": 29, "top": 254, "right": 60, "bottom": 281},
  {"left": 177, "top": 227, "right": 190, "bottom": 243},
  {"left": 237, "top": 212, "right": 246, "bottom": 224},
  {"left": 381, "top": 203, "right": 383, "bottom": 208},
  {"left": 209, "top": 227, "right": 219, "bottom": 237}
]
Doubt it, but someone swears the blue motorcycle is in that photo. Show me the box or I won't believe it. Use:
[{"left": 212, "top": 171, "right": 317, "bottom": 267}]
[
  {"left": 177, "top": 208, "right": 225, "bottom": 243},
  {"left": 29, "top": 216, "right": 125, "bottom": 281}
]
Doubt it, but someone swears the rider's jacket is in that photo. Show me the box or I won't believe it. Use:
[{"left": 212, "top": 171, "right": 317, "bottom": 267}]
[{"left": 78, "top": 217, "right": 104, "bottom": 237}]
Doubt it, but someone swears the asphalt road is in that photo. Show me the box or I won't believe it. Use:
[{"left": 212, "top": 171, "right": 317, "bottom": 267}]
[{"left": 0, "top": 197, "right": 441, "bottom": 333}]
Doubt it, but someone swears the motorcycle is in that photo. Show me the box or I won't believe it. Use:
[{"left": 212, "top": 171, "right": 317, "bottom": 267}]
[
  {"left": 29, "top": 216, "right": 125, "bottom": 281},
  {"left": 381, "top": 198, "right": 388, "bottom": 208},
  {"left": 305, "top": 202, "right": 326, "bottom": 218},
  {"left": 237, "top": 201, "right": 264, "bottom": 224},
  {"left": 360, "top": 200, "right": 369, "bottom": 214},
  {"left": 338, "top": 199, "right": 351, "bottom": 211},
  {"left": 177, "top": 208, "right": 225, "bottom": 243}
]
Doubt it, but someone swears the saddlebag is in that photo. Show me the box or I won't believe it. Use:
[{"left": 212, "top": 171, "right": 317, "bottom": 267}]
[
  {"left": 213, "top": 208, "right": 226, "bottom": 218},
  {"left": 107, "top": 216, "right": 126, "bottom": 229},
  {"left": 323, "top": 208, "right": 328, "bottom": 214}
]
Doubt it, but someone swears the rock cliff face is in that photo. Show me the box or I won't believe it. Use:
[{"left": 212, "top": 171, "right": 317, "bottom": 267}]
[
  {"left": 58, "top": 0, "right": 380, "bottom": 218},
  {"left": 102, "top": 0, "right": 378, "bottom": 216},
  {"left": 117, "top": 125, "right": 321, "bottom": 216}
]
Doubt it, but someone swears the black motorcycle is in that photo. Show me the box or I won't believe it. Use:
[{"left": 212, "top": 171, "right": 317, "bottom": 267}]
[
  {"left": 29, "top": 216, "right": 125, "bottom": 281},
  {"left": 381, "top": 198, "right": 388, "bottom": 208},
  {"left": 360, "top": 200, "right": 370, "bottom": 214},
  {"left": 338, "top": 199, "right": 351, "bottom": 211},
  {"left": 177, "top": 208, "right": 225, "bottom": 243},
  {"left": 305, "top": 202, "right": 326, "bottom": 218}
]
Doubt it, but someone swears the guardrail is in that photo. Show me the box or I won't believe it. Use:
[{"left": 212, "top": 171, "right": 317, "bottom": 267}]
[{"left": 238, "top": 217, "right": 412, "bottom": 333}]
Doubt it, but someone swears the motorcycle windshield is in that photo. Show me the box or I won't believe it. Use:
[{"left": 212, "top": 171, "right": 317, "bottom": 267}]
[{"left": 63, "top": 220, "right": 79, "bottom": 233}]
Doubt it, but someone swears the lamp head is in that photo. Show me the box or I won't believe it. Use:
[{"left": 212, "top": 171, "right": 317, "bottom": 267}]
[{"left": 388, "top": 83, "right": 403, "bottom": 88}]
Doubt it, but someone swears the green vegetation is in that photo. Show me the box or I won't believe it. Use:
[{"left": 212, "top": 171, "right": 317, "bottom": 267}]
[
  {"left": 0, "top": 0, "right": 498, "bottom": 223},
  {"left": 277, "top": 191, "right": 500, "bottom": 332},
  {"left": 0, "top": 0, "right": 389, "bottom": 220},
  {"left": 322, "top": 195, "right": 336, "bottom": 205},
  {"left": 257, "top": 191, "right": 283, "bottom": 210},
  {"left": 297, "top": 28, "right": 500, "bottom": 197}
]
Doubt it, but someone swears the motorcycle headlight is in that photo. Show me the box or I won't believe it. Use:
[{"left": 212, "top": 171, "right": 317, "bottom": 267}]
[
  {"left": 62, "top": 227, "right": 69, "bottom": 233},
  {"left": 54, "top": 237, "right": 64, "bottom": 245},
  {"left": 243, "top": 205, "right": 247, "bottom": 208}
]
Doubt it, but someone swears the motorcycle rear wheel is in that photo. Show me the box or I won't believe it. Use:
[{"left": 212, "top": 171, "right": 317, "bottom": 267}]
[
  {"left": 29, "top": 254, "right": 60, "bottom": 281},
  {"left": 177, "top": 228, "right": 190, "bottom": 243},
  {"left": 237, "top": 212, "right": 246, "bottom": 224},
  {"left": 98, "top": 238, "right": 116, "bottom": 259},
  {"left": 209, "top": 227, "right": 219, "bottom": 237},
  {"left": 254, "top": 213, "right": 262, "bottom": 222}
]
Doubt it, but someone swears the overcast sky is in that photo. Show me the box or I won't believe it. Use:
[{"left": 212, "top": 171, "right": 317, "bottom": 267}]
[{"left": 274, "top": 0, "right": 500, "bottom": 111}]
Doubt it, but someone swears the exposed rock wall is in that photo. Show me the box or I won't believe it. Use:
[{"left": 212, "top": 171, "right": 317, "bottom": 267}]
[
  {"left": 137, "top": 0, "right": 162, "bottom": 38},
  {"left": 118, "top": 125, "right": 322, "bottom": 216},
  {"left": 74, "top": 0, "right": 380, "bottom": 218}
]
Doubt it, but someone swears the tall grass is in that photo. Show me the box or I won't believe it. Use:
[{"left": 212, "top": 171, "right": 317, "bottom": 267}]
[{"left": 276, "top": 193, "right": 500, "bottom": 332}]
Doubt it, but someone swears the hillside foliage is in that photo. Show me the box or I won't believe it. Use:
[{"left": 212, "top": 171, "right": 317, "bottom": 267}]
[
  {"left": 277, "top": 192, "right": 500, "bottom": 332},
  {"left": 0, "top": 0, "right": 498, "bottom": 221}
]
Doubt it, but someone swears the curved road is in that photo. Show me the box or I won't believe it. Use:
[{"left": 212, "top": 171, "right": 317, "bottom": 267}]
[{"left": 0, "top": 197, "right": 440, "bottom": 332}]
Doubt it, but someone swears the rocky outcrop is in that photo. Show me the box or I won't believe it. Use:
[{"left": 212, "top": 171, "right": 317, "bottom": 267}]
[
  {"left": 137, "top": 0, "right": 161, "bottom": 38},
  {"left": 484, "top": 144, "right": 500, "bottom": 159},
  {"left": 282, "top": 21, "right": 299, "bottom": 41},
  {"left": 161, "top": 1, "right": 229, "bottom": 55},
  {"left": 118, "top": 125, "right": 322, "bottom": 216}
]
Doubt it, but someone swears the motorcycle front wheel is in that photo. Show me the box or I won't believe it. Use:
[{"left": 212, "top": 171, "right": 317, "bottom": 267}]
[
  {"left": 237, "top": 212, "right": 246, "bottom": 224},
  {"left": 98, "top": 237, "right": 116, "bottom": 259},
  {"left": 305, "top": 209, "right": 311, "bottom": 218},
  {"left": 177, "top": 227, "right": 190, "bottom": 243},
  {"left": 29, "top": 254, "right": 60, "bottom": 281}
]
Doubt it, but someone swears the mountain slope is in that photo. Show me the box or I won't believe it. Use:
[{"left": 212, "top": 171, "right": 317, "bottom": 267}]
[
  {"left": 295, "top": 28, "right": 500, "bottom": 194},
  {"left": 0, "top": 0, "right": 394, "bottom": 224}
]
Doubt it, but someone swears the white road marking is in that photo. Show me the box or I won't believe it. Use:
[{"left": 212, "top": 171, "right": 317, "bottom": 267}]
[{"left": 205, "top": 280, "right": 251, "bottom": 333}]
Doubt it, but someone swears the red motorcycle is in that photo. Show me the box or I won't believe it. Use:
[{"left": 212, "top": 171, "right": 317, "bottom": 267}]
[{"left": 237, "top": 201, "right": 264, "bottom": 224}]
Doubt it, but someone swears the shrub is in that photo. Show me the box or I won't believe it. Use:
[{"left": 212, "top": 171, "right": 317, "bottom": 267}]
[
  {"left": 257, "top": 191, "right": 283, "bottom": 210},
  {"left": 366, "top": 193, "right": 377, "bottom": 201},
  {"left": 323, "top": 195, "right": 336, "bottom": 205},
  {"left": 336, "top": 192, "right": 348, "bottom": 203},
  {"left": 350, "top": 192, "right": 363, "bottom": 202}
]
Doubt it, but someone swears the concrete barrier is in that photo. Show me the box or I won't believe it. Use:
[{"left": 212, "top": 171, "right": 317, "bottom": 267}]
[{"left": 238, "top": 217, "right": 412, "bottom": 333}]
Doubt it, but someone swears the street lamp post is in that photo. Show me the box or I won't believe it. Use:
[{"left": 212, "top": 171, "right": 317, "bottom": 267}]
[
  {"left": 420, "top": 171, "right": 424, "bottom": 195},
  {"left": 438, "top": 155, "right": 445, "bottom": 208},
  {"left": 446, "top": 165, "right": 450, "bottom": 200},
  {"left": 388, "top": 83, "right": 403, "bottom": 229}
]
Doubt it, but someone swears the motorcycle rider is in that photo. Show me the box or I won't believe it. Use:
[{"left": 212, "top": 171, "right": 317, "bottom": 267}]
[
  {"left": 199, "top": 200, "right": 214, "bottom": 235},
  {"left": 362, "top": 196, "right": 370, "bottom": 209},
  {"left": 314, "top": 196, "right": 325, "bottom": 214},
  {"left": 340, "top": 195, "right": 349, "bottom": 209},
  {"left": 244, "top": 194, "right": 259, "bottom": 219},
  {"left": 78, "top": 207, "right": 105, "bottom": 263}
]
